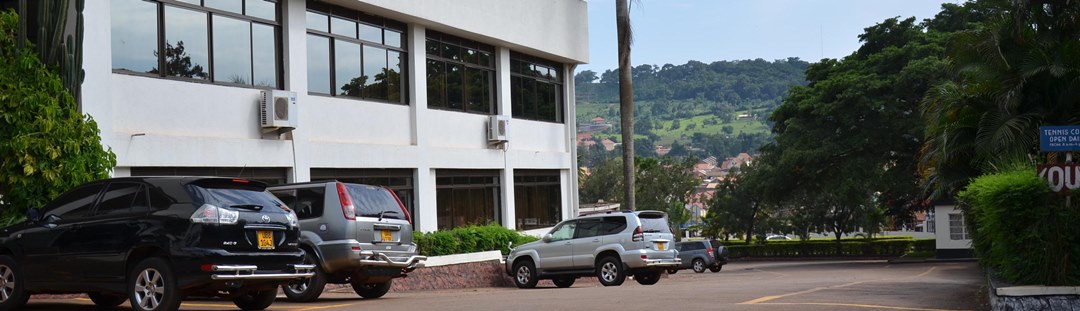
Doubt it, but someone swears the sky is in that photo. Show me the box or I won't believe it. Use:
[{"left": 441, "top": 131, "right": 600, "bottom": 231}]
[{"left": 580, "top": 0, "right": 963, "bottom": 74}]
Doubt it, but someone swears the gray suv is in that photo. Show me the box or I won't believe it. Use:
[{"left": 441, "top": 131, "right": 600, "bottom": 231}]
[
  {"left": 268, "top": 181, "right": 426, "bottom": 301},
  {"left": 505, "top": 210, "right": 680, "bottom": 288},
  {"left": 671, "top": 240, "right": 728, "bottom": 273}
]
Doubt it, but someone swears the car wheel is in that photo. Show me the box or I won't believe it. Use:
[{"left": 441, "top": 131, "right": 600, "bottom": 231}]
[
  {"left": 596, "top": 256, "right": 625, "bottom": 286},
  {"left": 282, "top": 250, "right": 326, "bottom": 302},
  {"left": 635, "top": 271, "right": 661, "bottom": 285},
  {"left": 88, "top": 292, "right": 127, "bottom": 307},
  {"left": 667, "top": 269, "right": 678, "bottom": 274},
  {"left": 0, "top": 255, "right": 29, "bottom": 311},
  {"left": 350, "top": 279, "right": 392, "bottom": 299},
  {"left": 512, "top": 260, "right": 538, "bottom": 289},
  {"left": 232, "top": 290, "right": 277, "bottom": 310},
  {"left": 552, "top": 277, "right": 575, "bottom": 288},
  {"left": 709, "top": 265, "right": 723, "bottom": 273},
  {"left": 692, "top": 259, "right": 706, "bottom": 273},
  {"left": 129, "top": 257, "right": 181, "bottom": 311}
]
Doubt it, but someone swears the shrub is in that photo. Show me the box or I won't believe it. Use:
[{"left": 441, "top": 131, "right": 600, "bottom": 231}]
[
  {"left": 912, "top": 239, "right": 935, "bottom": 253},
  {"left": 726, "top": 237, "right": 915, "bottom": 258},
  {"left": 959, "top": 167, "right": 1080, "bottom": 286},
  {"left": 415, "top": 224, "right": 539, "bottom": 256}
]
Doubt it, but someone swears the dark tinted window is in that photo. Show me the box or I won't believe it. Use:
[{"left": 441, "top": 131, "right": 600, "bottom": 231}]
[
  {"left": 346, "top": 185, "right": 405, "bottom": 220},
  {"left": 96, "top": 183, "right": 143, "bottom": 215},
  {"left": 574, "top": 218, "right": 602, "bottom": 239},
  {"left": 601, "top": 216, "right": 627, "bottom": 235},
  {"left": 45, "top": 184, "right": 104, "bottom": 220},
  {"left": 637, "top": 213, "right": 671, "bottom": 233},
  {"left": 188, "top": 179, "right": 285, "bottom": 212},
  {"left": 296, "top": 187, "right": 326, "bottom": 219}
]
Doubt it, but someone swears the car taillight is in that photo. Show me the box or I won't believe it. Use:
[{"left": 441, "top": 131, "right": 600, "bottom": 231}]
[
  {"left": 336, "top": 182, "right": 356, "bottom": 220},
  {"left": 632, "top": 226, "right": 644, "bottom": 242},
  {"left": 384, "top": 187, "right": 412, "bottom": 224},
  {"left": 706, "top": 247, "right": 714, "bottom": 254},
  {"left": 190, "top": 204, "right": 239, "bottom": 225}
]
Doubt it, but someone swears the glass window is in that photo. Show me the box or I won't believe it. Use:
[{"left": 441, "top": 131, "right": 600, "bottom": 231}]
[
  {"left": 306, "top": 3, "right": 408, "bottom": 104},
  {"left": 43, "top": 184, "right": 104, "bottom": 221},
  {"left": 426, "top": 59, "right": 445, "bottom": 108},
  {"left": 425, "top": 31, "right": 495, "bottom": 114},
  {"left": 602, "top": 216, "right": 627, "bottom": 235},
  {"left": 435, "top": 170, "right": 500, "bottom": 230},
  {"left": 347, "top": 185, "right": 406, "bottom": 220},
  {"left": 335, "top": 41, "right": 362, "bottom": 97},
  {"left": 549, "top": 220, "right": 576, "bottom": 241},
  {"left": 949, "top": 214, "right": 969, "bottom": 240},
  {"left": 510, "top": 54, "right": 565, "bottom": 122},
  {"left": 385, "top": 30, "right": 402, "bottom": 48},
  {"left": 307, "top": 34, "right": 331, "bottom": 94},
  {"left": 574, "top": 218, "right": 602, "bottom": 239},
  {"left": 111, "top": 0, "right": 158, "bottom": 74},
  {"left": 163, "top": 6, "right": 210, "bottom": 80},
  {"left": 111, "top": 0, "right": 280, "bottom": 88},
  {"left": 310, "top": 169, "right": 415, "bottom": 227},
  {"left": 212, "top": 15, "right": 252, "bottom": 85},
  {"left": 514, "top": 170, "right": 562, "bottom": 230},
  {"left": 96, "top": 183, "right": 143, "bottom": 215},
  {"left": 446, "top": 64, "right": 463, "bottom": 110}
]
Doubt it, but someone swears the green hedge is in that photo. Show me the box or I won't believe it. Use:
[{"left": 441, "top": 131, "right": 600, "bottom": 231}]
[
  {"left": 414, "top": 224, "right": 539, "bottom": 256},
  {"left": 959, "top": 167, "right": 1080, "bottom": 286},
  {"left": 912, "top": 238, "right": 936, "bottom": 253},
  {"left": 726, "top": 238, "right": 916, "bottom": 258}
]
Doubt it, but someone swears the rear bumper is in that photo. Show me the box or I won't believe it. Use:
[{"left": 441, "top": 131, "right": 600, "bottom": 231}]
[
  {"left": 622, "top": 249, "right": 681, "bottom": 269},
  {"left": 317, "top": 240, "right": 426, "bottom": 274},
  {"left": 171, "top": 247, "right": 308, "bottom": 290},
  {"left": 209, "top": 264, "right": 315, "bottom": 280}
]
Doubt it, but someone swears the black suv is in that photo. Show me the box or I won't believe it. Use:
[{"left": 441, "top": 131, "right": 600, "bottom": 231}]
[{"left": 0, "top": 177, "right": 314, "bottom": 311}]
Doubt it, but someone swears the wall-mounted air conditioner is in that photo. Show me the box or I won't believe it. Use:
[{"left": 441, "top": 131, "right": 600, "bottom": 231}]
[
  {"left": 260, "top": 90, "right": 297, "bottom": 133},
  {"left": 488, "top": 115, "right": 509, "bottom": 143}
]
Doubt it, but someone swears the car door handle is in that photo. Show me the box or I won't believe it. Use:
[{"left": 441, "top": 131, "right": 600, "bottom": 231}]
[{"left": 592, "top": 239, "right": 600, "bottom": 242}]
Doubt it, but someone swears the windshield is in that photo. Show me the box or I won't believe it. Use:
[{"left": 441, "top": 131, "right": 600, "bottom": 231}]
[
  {"left": 346, "top": 184, "right": 406, "bottom": 220},
  {"left": 637, "top": 213, "right": 671, "bottom": 233},
  {"left": 188, "top": 179, "right": 286, "bottom": 212}
]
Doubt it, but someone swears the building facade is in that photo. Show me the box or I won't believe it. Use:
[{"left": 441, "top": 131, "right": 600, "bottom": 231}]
[{"left": 80, "top": 0, "right": 588, "bottom": 232}]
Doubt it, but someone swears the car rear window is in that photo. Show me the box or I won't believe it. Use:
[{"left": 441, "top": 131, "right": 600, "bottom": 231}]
[
  {"left": 188, "top": 179, "right": 285, "bottom": 212},
  {"left": 346, "top": 184, "right": 405, "bottom": 220},
  {"left": 637, "top": 212, "right": 671, "bottom": 233}
]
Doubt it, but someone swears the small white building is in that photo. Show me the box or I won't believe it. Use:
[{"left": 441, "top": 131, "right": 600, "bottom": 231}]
[
  {"left": 77, "top": 0, "right": 588, "bottom": 232},
  {"left": 932, "top": 199, "right": 975, "bottom": 258}
]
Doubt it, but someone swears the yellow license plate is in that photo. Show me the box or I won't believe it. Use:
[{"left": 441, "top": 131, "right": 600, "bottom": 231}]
[
  {"left": 381, "top": 230, "right": 393, "bottom": 242},
  {"left": 657, "top": 242, "right": 665, "bottom": 250},
  {"left": 257, "top": 230, "right": 274, "bottom": 250}
]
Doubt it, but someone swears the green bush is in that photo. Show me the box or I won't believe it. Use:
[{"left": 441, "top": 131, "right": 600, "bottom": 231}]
[
  {"left": 959, "top": 167, "right": 1080, "bottom": 286},
  {"left": 726, "top": 238, "right": 915, "bottom": 258},
  {"left": 414, "top": 224, "right": 539, "bottom": 256},
  {"left": 912, "top": 238, "right": 936, "bottom": 253}
]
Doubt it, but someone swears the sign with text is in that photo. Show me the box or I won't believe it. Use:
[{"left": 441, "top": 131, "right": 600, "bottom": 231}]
[
  {"left": 1038, "top": 164, "right": 1080, "bottom": 194},
  {"left": 1039, "top": 126, "right": 1080, "bottom": 152}
]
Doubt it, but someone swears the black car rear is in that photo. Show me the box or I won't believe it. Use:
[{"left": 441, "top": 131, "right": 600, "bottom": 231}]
[{"left": 0, "top": 177, "right": 313, "bottom": 311}]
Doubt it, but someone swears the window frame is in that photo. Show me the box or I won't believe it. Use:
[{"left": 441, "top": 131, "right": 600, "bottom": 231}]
[
  {"left": 425, "top": 30, "right": 497, "bottom": 115},
  {"left": 435, "top": 170, "right": 501, "bottom": 230},
  {"left": 305, "top": 2, "right": 409, "bottom": 105},
  {"left": 110, "top": 0, "right": 283, "bottom": 90},
  {"left": 509, "top": 52, "right": 565, "bottom": 123}
]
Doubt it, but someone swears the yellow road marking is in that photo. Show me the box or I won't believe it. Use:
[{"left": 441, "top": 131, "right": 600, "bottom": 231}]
[
  {"left": 740, "top": 266, "right": 941, "bottom": 307},
  {"left": 292, "top": 303, "right": 357, "bottom": 311},
  {"left": 755, "top": 302, "right": 969, "bottom": 311}
]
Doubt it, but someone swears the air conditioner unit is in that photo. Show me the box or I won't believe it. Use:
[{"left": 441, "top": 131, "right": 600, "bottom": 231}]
[
  {"left": 260, "top": 90, "right": 298, "bottom": 132},
  {"left": 488, "top": 115, "right": 509, "bottom": 143}
]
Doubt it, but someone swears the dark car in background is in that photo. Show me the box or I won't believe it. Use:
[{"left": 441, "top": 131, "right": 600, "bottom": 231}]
[
  {"left": 268, "top": 181, "right": 425, "bottom": 302},
  {"left": 0, "top": 177, "right": 314, "bottom": 311},
  {"left": 670, "top": 240, "right": 729, "bottom": 273}
]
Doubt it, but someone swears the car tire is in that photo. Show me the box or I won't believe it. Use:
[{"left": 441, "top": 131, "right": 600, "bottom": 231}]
[
  {"left": 0, "top": 255, "right": 29, "bottom": 311},
  {"left": 596, "top": 256, "right": 625, "bottom": 286},
  {"left": 692, "top": 259, "right": 706, "bottom": 273},
  {"left": 552, "top": 277, "right": 575, "bottom": 288},
  {"left": 282, "top": 250, "right": 326, "bottom": 302},
  {"left": 351, "top": 279, "right": 392, "bottom": 299},
  {"left": 88, "top": 292, "right": 127, "bottom": 307},
  {"left": 512, "top": 260, "right": 538, "bottom": 289},
  {"left": 634, "top": 271, "right": 661, "bottom": 285},
  {"left": 667, "top": 269, "right": 678, "bottom": 274},
  {"left": 129, "top": 257, "right": 182, "bottom": 311},
  {"left": 232, "top": 290, "right": 277, "bottom": 311},
  {"left": 709, "top": 265, "right": 723, "bottom": 273}
]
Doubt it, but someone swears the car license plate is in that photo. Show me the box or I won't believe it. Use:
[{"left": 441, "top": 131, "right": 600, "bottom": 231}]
[
  {"left": 257, "top": 230, "right": 274, "bottom": 250},
  {"left": 381, "top": 229, "right": 393, "bottom": 242},
  {"left": 657, "top": 242, "right": 665, "bottom": 250}
]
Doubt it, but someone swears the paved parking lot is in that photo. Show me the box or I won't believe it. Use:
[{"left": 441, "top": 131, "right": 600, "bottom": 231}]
[{"left": 24, "top": 260, "right": 986, "bottom": 311}]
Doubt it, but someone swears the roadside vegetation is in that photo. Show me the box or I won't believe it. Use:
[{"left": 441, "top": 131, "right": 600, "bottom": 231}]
[{"left": 414, "top": 224, "right": 539, "bottom": 257}]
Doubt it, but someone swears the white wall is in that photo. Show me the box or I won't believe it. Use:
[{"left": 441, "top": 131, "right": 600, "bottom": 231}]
[{"left": 934, "top": 205, "right": 972, "bottom": 250}]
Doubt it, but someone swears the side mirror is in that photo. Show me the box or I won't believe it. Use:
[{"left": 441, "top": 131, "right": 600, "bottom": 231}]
[
  {"left": 26, "top": 209, "right": 39, "bottom": 223},
  {"left": 542, "top": 234, "right": 552, "bottom": 243}
]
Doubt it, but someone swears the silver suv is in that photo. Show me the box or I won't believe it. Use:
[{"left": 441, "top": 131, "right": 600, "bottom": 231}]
[
  {"left": 505, "top": 210, "right": 680, "bottom": 288},
  {"left": 268, "top": 182, "right": 426, "bottom": 301}
]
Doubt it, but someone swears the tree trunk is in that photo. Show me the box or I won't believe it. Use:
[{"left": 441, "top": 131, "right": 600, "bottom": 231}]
[
  {"left": 744, "top": 201, "right": 758, "bottom": 245},
  {"left": 616, "top": 0, "right": 635, "bottom": 211}
]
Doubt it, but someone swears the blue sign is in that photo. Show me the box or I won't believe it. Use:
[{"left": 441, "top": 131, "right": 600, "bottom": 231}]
[{"left": 1040, "top": 126, "right": 1080, "bottom": 152}]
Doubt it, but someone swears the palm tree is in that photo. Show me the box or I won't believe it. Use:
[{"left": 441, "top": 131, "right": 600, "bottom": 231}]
[
  {"left": 920, "top": 0, "right": 1080, "bottom": 197},
  {"left": 616, "top": 0, "right": 636, "bottom": 210}
]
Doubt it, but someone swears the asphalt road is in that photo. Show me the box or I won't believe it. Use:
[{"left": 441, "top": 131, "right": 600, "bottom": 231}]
[{"left": 24, "top": 260, "right": 987, "bottom": 311}]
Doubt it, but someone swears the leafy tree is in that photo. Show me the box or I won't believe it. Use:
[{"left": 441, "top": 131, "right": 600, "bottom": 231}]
[
  {"left": 721, "top": 125, "right": 734, "bottom": 135},
  {"left": 0, "top": 9, "right": 116, "bottom": 225},
  {"left": 149, "top": 41, "right": 208, "bottom": 79},
  {"left": 580, "top": 156, "right": 698, "bottom": 231},
  {"left": 574, "top": 70, "right": 598, "bottom": 85}
]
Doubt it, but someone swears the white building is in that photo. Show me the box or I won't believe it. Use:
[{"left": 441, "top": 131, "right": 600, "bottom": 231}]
[
  {"left": 932, "top": 200, "right": 975, "bottom": 258},
  {"left": 78, "top": 0, "right": 588, "bottom": 232}
]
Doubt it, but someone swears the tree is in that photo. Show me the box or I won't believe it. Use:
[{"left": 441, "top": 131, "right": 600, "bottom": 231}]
[
  {"left": 574, "top": 70, "right": 598, "bottom": 85},
  {"left": 149, "top": 41, "right": 208, "bottom": 79},
  {"left": 0, "top": 9, "right": 116, "bottom": 225},
  {"left": 616, "top": 0, "right": 636, "bottom": 211},
  {"left": 721, "top": 125, "right": 734, "bottom": 135}
]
